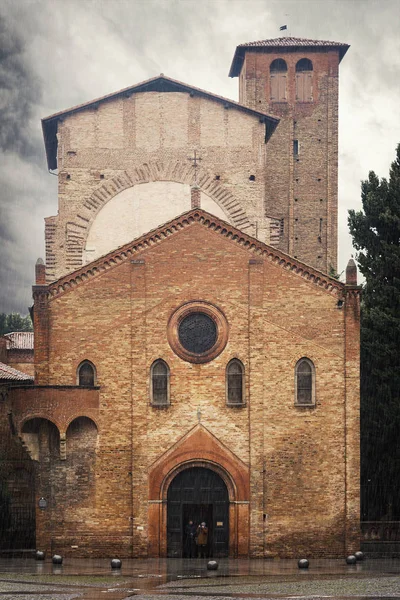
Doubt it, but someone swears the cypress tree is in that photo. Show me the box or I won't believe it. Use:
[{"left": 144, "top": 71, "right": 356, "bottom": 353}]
[{"left": 348, "top": 144, "right": 400, "bottom": 520}]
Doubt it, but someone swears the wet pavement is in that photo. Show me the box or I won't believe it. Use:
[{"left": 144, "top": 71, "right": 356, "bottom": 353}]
[{"left": 0, "top": 557, "right": 399, "bottom": 599}]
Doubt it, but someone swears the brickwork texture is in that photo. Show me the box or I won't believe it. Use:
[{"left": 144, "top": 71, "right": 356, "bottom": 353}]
[{"left": 1, "top": 37, "right": 360, "bottom": 559}]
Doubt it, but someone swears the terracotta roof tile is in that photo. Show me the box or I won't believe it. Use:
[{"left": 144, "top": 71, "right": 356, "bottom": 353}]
[
  {"left": 237, "top": 36, "right": 349, "bottom": 49},
  {"left": 4, "top": 332, "right": 34, "bottom": 350},
  {"left": 229, "top": 36, "right": 349, "bottom": 76},
  {"left": 0, "top": 362, "right": 34, "bottom": 381}
]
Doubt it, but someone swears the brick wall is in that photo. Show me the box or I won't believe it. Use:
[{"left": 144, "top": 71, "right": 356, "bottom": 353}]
[
  {"left": 25, "top": 213, "right": 359, "bottom": 557},
  {"left": 6, "top": 350, "right": 34, "bottom": 376},
  {"left": 239, "top": 48, "right": 341, "bottom": 272},
  {"left": 46, "top": 92, "right": 269, "bottom": 282}
]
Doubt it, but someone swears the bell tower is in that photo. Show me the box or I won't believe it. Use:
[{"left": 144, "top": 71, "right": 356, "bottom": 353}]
[{"left": 229, "top": 37, "right": 349, "bottom": 273}]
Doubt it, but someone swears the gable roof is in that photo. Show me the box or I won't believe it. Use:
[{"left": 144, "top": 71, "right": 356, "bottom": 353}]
[
  {"left": 229, "top": 36, "right": 350, "bottom": 77},
  {"left": 44, "top": 208, "right": 346, "bottom": 301},
  {"left": 0, "top": 362, "right": 34, "bottom": 382},
  {"left": 42, "top": 75, "right": 280, "bottom": 171},
  {"left": 4, "top": 332, "right": 34, "bottom": 350}
]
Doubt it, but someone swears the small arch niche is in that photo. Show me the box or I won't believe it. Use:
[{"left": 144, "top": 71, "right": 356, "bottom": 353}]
[
  {"left": 295, "top": 358, "right": 316, "bottom": 406},
  {"left": 151, "top": 359, "right": 170, "bottom": 407},
  {"left": 295, "top": 59, "right": 313, "bottom": 103},
  {"left": 21, "top": 418, "right": 60, "bottom": 461},
  {"left": 65, "top": 417, "right": 98, "bottom": 505},
  {"left": 77, "top": 360, "right": 96, "bottom": 387},
  {"left": 226, "top": 359, "right": 245, "bottom": 406},
  {"left": 270, "top": 59, "right": 287, "bottom": 102}
]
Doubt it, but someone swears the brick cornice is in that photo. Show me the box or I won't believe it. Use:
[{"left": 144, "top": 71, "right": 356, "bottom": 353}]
[{"left": 47, "top": 208, "right": 347, "bottom": 301}]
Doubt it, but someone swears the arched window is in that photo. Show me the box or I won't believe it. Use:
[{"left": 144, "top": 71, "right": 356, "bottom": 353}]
[
  {"left": 78, "top": 361, "right": 96, "bottom": 387},
  {"left": 270, "top": 59, "right": 287, "bottom": 102},
  {"left": 295, "top": 59, "right": 313, "bottom": 103},
  {"left": 226, "top": 359, "right": 245, "bottom": 405},
  {"left": 151, "top": 360, "right": 170, "bottom": 406},
  {"left": 295, "top": 358, "right": 315, "bottom": 405}
]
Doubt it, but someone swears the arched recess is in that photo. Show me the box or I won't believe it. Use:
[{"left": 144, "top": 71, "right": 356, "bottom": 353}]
[
  {"left": 21, "top": 417, "right": 60, "bottom": 462},
  {"left": 147, "top": 424, "right": 249, "bottom": 558},
  {"left": 64, "top": 417, "right": 98, "bottom": 507},
  {"left": 65, "top": 161, "right": 254, "bottom": 267}
]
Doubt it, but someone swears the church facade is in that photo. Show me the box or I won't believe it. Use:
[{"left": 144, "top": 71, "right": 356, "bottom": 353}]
[{"left": 4, "top": 37, "right": 360, "bottom": 558}]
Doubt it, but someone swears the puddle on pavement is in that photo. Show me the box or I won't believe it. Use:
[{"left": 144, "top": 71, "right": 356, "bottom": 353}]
[{"left": 0, "top": 557, "right": 399, "bottom": 599}]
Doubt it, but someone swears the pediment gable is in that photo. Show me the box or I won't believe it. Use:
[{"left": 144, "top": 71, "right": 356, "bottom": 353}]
[
  {"left": 43, "top": 208, "right": 345, "bottom": 301},
  {"left": 42, "top": 75, "right": 279, "bottom": 170},
  {"left": 148, "top": 423, "right": 250, "bottom": 501}
]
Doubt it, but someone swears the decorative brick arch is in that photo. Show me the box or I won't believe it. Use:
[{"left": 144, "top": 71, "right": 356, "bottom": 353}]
[
  {"left": 65, "top": 161, "right": 254, "bottom": 269},
  {"left": 147, "top": 424, "right": 250, "bottom": 557},
  {"left": 20, "top": 414, "right": 61, "bottom": 435},
  {"left": 65, "top": 414, "right": 99, "bottom": 433}
]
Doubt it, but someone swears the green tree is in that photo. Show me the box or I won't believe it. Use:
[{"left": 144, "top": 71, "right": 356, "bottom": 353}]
[
  {"left": 348, "top": 144, "right": 400, "bottom": 520},
  {"left": 0, "top": 313, "right": 33, "bottom": 336}
]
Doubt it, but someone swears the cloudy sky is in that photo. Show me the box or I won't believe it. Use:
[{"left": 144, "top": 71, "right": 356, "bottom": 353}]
[{"left": 1, "top": 0, "right": 399, "bottom": 314}]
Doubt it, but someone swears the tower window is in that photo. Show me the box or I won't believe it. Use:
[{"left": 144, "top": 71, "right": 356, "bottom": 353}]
[
  {"left": 151, "top": 359, "right": 170, "bottom": 406},
  {"left": 249, "top": 174, "right": 256, "bottom": 181},
  {"left": 293, "top": 140, "right": 299, "bottom": 156},
  {"left": 295, "top": 58, "right": 313, "bottom": 103},
  {"left": 78, "top": 361, "right": 96, "bottom": 387},
  {"left": 295, "top": 358, "right": 316, "bottom": 406},
  {"left": 270, "top": 59, "right": 287, "bottom": 102},
  {"left": 296, "top": 58, "right": 313, "bottom": 72},
  {"left": 226, "top": 359, "right": 245, "bottom": 406}
]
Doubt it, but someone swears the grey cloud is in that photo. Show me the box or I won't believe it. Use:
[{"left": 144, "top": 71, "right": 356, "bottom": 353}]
[
  {"left": 1, "top": 0, "right": 400, "bottom": 313},
  {"left": 0, "top": 13, "right": 42, "bottom": 161}
]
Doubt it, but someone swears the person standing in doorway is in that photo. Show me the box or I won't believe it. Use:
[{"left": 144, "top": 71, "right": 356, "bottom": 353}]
[
  {"left": 196, "top": 521, "right": 208, "bottom": 558},
  {"left": 184, "top": 520, "right": 197, "bottom": 558}
]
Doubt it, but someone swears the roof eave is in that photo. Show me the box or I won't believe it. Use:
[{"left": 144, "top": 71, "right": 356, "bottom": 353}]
[
  {"left": 46, "top": 208, "right": 346, "bottom": 300},
  {"left": 229, "top": 43, "right": 350, "bottom": 78},
  {"left": 42, "top": 75, "right": 279, "bottom": 171}
]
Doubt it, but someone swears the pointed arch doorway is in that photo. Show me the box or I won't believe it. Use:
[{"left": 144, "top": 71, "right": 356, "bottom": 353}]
[
  {"left": 147, "top": 425, "right": 250, "bottom": 558},
  {"left": 167, "top": 466, "right": 229, "bottom": 558}
]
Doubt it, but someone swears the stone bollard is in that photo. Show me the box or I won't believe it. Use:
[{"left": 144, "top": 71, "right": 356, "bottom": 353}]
[
  {"left": 298, "top": 559, "right": 309, "bottom": 569},
  {"left": 111, "top": 558, "right": 122, "bottom": 569},
  {"left": 355, "top": 551, "right": 364, "bottom": 561},
  {"left": 52, "top": 555, "right": 63, "bottom": 565},
  {"left": 35, "top": 551, "right": 45, "bottom": 561},
  {"left": 346, "top": 555, "right": 357, "bottom": 565},
  {"left": 207, "top": 560, "right": 218, "bottom": 571}
]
